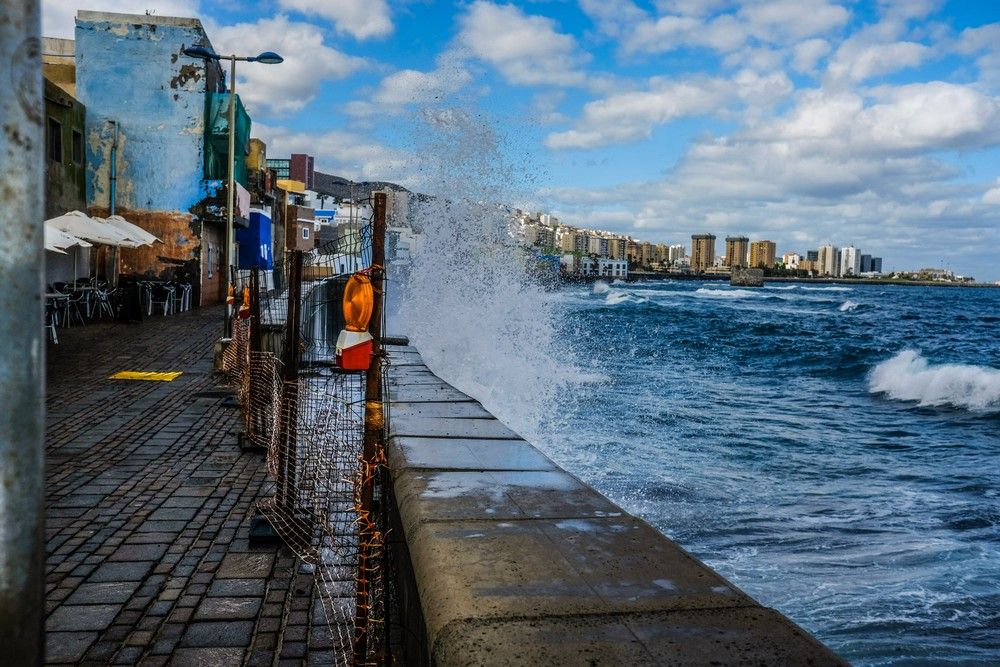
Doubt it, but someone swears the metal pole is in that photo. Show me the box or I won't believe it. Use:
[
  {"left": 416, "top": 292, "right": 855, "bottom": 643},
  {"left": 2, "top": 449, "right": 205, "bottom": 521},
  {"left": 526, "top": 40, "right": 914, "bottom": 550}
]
[
  {"left": 354, "top": 192, "right": 387, "bottom": 664},
  {"left": 225, "top": 55, "right": 236, "bottom": 336},
  {"left": 277, "top": 251, "right": 302, "bottom": 522},
  {"left": 0, "top": 2, "right": 45, "bottom": 663}
]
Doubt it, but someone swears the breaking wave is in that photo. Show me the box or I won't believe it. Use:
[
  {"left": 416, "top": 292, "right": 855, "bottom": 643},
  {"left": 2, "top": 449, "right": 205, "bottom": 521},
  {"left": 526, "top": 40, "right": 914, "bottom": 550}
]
[
  {"left": 694, "top": 288, "right": 759, "bottom": 299},
  {"left": 868, "top": 350, "right": 1000, "bottom": 412},
  {"left": 593, "top": 280, "right": 611, "bottom": 294},
  {"left": 839, "top": 300, "right": 860, "bottom": 312}
]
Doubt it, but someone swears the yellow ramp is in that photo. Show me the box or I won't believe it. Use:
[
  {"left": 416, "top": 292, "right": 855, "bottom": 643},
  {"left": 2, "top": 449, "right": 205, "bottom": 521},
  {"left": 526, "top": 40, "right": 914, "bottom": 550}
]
[{"left": 109, "top": 371, "right": 183, "bottom": 382}]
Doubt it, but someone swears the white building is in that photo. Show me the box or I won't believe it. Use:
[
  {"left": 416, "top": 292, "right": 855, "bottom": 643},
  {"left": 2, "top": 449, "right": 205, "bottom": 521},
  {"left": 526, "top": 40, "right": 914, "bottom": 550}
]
[
  {"left": 597, "top": 258, "right": 628, "bottom": 279},
  {"left": 668, "top": 244, "right": 686, "bottom": 264},
  {"left": 782, "top": 252, "right": 800, "bottom": 269},
  {"left": 840, "top": 246, "right": 860, "bottom": 277}
]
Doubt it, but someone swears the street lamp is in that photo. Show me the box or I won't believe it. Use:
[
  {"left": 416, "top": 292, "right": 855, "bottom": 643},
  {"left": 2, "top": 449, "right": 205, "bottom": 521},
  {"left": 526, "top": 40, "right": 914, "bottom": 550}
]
[{"left": 182, "top": 45, "right": 283, "bottom": 335}]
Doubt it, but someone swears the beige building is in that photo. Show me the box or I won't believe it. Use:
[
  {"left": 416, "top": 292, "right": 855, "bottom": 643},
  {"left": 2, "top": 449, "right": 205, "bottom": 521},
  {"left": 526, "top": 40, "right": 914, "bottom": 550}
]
[
  {"left": 691, "top": 234, "right": 716, "bottom": 272},
  {"left": 749, "top": 240, "right": 776, "bottom": 269},
  {"left": 724, "top": 236, "right": 749, "bottom": 268}
]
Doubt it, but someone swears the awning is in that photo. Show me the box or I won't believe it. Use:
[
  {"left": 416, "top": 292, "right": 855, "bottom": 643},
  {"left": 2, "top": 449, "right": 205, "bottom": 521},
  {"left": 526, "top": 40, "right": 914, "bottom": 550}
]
[
  {"left": 102, "top": 215, "right": 162, "bottom": 245},
  {"left": 44, "top": 222, "right": 93, "bottom": 254},
  {"left": 45, "top": 210, "right": 145, "bottom": 248}
]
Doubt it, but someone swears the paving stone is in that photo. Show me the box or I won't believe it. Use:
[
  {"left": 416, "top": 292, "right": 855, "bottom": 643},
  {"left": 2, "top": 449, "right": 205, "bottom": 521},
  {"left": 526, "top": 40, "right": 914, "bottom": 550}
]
[
  {"left": 217, "top": 553, "right": 274, "bottom": 578},
  {"left": 65, "top": 581, "right": 141, "bottom": 605},
  {"left": 46, "top": 631, "right": 97, "bottom": 663},
  {"left": 180, "top": 621, "right": 255, "bottom": 648},
  {"left": 47, "top": 604, "right": 121, "bottom": 632},
  {"left": 207, "top": 578, "right": 266, "bottom": 597},
  {"left": 109, "top": 543, "right": 169, "bottom": 562},
  {"left": 193, "top": 597, "right": 262, "bottom": 621},
  {"left": 168, "top": 647, "right": 246, "bottom": 666},
  {"left": 88, "top": 561, "right": 153, "bottom": 583}
]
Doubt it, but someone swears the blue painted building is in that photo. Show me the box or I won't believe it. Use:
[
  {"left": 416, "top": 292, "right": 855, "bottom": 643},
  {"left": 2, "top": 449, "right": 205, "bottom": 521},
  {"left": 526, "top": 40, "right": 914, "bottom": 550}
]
[
  {"left": 74, "top": 10, "right": 250, "bottom": 305},
  {"left": 236, "top": 210, "right": 273, "bottom": 270}
]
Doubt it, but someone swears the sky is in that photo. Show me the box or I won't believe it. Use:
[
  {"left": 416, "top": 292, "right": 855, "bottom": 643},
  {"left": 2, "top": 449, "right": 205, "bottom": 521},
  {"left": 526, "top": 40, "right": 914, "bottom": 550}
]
[{"left": 43, "top": 0, "right": 1000, "bottom": 279}]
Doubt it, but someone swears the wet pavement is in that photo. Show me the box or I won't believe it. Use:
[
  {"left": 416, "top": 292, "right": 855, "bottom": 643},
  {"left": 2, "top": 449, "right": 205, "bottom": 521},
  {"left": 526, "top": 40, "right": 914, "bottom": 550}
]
[{"left": 44, "top": 307, "right": 335, "bottom": 665}]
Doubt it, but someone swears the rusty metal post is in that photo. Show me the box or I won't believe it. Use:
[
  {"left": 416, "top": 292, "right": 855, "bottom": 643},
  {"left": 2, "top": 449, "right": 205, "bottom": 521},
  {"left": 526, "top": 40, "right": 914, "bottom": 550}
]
[
  {"left": 354, "top": 192, "right": 387, "bottom": 663},
  {"left": 277, "top": 251, "right": 303, "bottom": 520},
  {"left": 0, "top": 2, "right": 45, "bottom": 663}
]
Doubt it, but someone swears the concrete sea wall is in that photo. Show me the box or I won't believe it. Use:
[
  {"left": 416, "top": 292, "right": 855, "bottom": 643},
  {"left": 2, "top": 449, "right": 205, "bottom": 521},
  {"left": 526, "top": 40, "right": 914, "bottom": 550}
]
[{"left": 383, "top": 344, "right": 846, "bottom": 665}]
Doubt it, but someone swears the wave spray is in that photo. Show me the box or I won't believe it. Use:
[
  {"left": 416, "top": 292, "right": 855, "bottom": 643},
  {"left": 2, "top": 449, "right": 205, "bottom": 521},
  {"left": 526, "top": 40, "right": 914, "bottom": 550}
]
[{"left": 392, "top": 109, "right": 576, "bottom": 443}]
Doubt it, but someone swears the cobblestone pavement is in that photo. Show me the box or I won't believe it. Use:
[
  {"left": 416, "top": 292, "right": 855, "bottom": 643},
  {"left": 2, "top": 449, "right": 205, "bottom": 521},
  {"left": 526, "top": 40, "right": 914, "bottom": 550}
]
[{"left": 45, "top": 307, "right": 338, "bottom": 665}]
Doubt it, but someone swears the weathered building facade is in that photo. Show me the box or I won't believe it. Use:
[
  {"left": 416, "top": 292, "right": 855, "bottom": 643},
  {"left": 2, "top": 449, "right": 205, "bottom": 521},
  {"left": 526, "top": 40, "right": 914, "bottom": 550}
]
[
  {"left": 43, "top": 77, "right": 87, "bottom": 219},
  {"left": 74, "top": 10, "right": 243, "bottom": 305}
]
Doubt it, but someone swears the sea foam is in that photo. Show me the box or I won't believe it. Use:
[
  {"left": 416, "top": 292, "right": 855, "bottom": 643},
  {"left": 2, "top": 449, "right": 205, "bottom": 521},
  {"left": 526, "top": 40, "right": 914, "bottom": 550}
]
[
  {"left": 593, "top": 280, "right": 611, "bottom": 294},
  {"left": 694, "top": 288, "right": 760, "bottom": 299},
  {"left": 869, "top": 350, "right": 1000, "bottom": 411},
  {"left": 839, "top": 300, "right": 860, "bottom": 312}
]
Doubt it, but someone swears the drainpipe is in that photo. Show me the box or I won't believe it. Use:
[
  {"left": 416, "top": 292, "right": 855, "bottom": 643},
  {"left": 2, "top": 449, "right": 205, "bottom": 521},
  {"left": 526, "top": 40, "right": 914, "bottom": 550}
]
[
  {"left": 0, "top": 1, "right": 46, "bottom": 664},
  {"left": 109, "top": 120, "right": 117, "bottom": 216},
  {"left": 108, "top": 120, "right": 118, "bottom": 285}
]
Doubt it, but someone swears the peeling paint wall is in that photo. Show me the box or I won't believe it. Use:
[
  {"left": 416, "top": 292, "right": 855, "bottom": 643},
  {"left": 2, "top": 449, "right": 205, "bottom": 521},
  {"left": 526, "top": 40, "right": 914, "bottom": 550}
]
[
  {"left": 73, "top": 11, "right": 227, "bottom": 306},
  {"left": 75, "top": 12, "right": 222, "bottom": 212}
]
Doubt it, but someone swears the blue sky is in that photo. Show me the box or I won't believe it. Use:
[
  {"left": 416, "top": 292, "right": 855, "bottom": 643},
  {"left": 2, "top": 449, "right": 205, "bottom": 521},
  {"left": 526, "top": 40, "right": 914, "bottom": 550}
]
[{"left": 45, "top": 0, "right": 1000, "bottom": 279}]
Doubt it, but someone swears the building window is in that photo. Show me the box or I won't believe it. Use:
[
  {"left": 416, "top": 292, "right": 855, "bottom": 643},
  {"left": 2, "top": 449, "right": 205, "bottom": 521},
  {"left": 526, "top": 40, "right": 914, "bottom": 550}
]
[
  {"left": 71, "top": 130, "right": 83, "bottom": 165},
  {"left": 207, "top": 244, "right": 213, "bottom": 278},
  {"left": 47, "top": 117, "right": 62, "bottom": 163},
  {"left": 302, "top": 227, "right": 310, "bottom": 240}
]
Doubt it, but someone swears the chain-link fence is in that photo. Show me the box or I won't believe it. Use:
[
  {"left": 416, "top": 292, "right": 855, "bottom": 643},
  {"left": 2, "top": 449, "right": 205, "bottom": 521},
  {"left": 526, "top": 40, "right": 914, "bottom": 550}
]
[{"left": 221, "top": 194, "right": 389, "bottom": 665}]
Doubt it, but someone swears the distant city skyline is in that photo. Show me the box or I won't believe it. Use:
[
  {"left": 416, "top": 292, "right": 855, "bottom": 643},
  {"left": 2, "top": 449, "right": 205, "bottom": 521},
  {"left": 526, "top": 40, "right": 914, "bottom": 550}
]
[{"left": 42, "top": 0, "right": 1000, "bottom": 279}]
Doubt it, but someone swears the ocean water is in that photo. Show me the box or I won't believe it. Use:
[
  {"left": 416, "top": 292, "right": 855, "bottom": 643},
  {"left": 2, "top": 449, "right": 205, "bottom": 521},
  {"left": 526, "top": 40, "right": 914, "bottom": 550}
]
[
  {"left": 534, "top": 280, "right": 1000, "bottom": 665},
  {"left": 400, "top": 272, "right": 1000, "bottom": 665}
]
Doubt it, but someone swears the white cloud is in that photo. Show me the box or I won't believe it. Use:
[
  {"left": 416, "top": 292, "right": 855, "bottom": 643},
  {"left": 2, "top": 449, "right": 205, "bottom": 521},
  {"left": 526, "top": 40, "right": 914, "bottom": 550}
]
[
  {"left": 546, "top": 69, "right": 792, "bottom": 149},
  {"left": 458, "top": 1, "right": 589, "bottom": 87},
  {"left": 546, "top": 77, "right": 734, "bottom": 149},
  {"left": 371, "top": 52, "right": 472, "bottom": 107},
  {"left": 210, "top": 16, "right": 366, "bottom": 116},
  {"left": 277, "top": 0, "right": 392, "bottom": 40},
  {"left": 955, "top": 23, "right": 1000, "bottom": 54},
  {"left": 983, "top": 178, "right": 1000, "bottom": 204},
  {"left": 827, "top": 40, "right": 930, "bottom": 82},
  {"left": 42, "top": 0, "right": 200, "bottom": 38},
  {"left": 792, "top": 38, "right": 832, "bottom": 73},
  {"left": 739, "top": 0, "right": 850, "bottom": 43}
]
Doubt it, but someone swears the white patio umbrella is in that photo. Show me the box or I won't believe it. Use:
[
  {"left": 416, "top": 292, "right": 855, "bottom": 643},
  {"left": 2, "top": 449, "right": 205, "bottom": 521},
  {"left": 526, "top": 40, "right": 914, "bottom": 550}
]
[
  {"left": 46, "top": 210, "right": 144, "bottom": 248},
  {"left": 44, "top": 224, "right": 93, "bottom": 253},
  {"left": 102, "top": 215, "right": 161, "bottom": 246},
  {"left": 44, "top": 222, "right": 94, "bottom": 281}
]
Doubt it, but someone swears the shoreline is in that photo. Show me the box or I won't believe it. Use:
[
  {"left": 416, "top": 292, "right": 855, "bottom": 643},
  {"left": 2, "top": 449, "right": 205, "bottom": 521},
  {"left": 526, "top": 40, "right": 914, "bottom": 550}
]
[{"left": 615, "top": 272, "right": 1000, "bottom": 288}]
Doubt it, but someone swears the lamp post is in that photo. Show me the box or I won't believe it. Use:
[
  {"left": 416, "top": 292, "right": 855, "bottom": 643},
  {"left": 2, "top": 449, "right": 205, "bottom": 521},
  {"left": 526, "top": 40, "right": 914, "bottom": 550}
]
[{"left": 182, "top": 46, "right": 282, "bottom": 335}]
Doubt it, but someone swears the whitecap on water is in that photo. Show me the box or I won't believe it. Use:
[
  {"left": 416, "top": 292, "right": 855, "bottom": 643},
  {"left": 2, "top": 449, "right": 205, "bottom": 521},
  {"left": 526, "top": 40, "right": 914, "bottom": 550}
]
[
  {"left": 694, "top": 288, "right": 759, "bottom": 299},
  {"left": 593, "top": 280, "right": 611, "bottom": 294},
  {"left": 839, "top": 300, "right": 860, "bottom": 312},
  {"left": 800, "top": 285, "right": 853, "bottom": 292},
  {"left": 868, "top": 350, "right": 1000, "bottom": 412}
]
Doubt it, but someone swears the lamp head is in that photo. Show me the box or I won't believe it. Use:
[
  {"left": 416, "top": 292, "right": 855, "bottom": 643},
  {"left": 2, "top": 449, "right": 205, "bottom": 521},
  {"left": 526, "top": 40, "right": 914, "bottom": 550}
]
[
  {"left": 182, "top": 45, "right": 218, "bottom": 60},
  {"left": 252, "top": 51, "right": 284, "bottom": 65}
]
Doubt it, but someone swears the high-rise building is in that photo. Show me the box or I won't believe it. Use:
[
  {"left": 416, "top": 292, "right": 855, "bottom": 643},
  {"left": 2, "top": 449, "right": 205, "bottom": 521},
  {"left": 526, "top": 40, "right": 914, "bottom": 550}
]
[
  {"left": 860, "top": 254, "right": 872, "bottom": 273},
  {"left": 691, "top": 234, "right": 716, "bottom": 272},
  {"left": 817, "top": 245, "right": 836, "bottom": 276},
  {"left": 640, "top": 242, "right": 653, "bottom": 267},
  {"left": 871, "top": 257, "right": 883, "bottom": 273},
  {"left": 749, "top": 240, "right": 776, "bottom": 269},
  {"left": 806, "top": 250, "right": 819, "bottom": 262},
  {"left": 783, "top": 252, "right": 801, "bottom": 269},
  {"left": 724, "top": 236, "right": 749, "bottom": 268},
  {"left": 840, "top": 246, "right": 860, "bottom": 276},
  {"left": 668, "top": 244, "right": 686, "bottom": 264}
]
